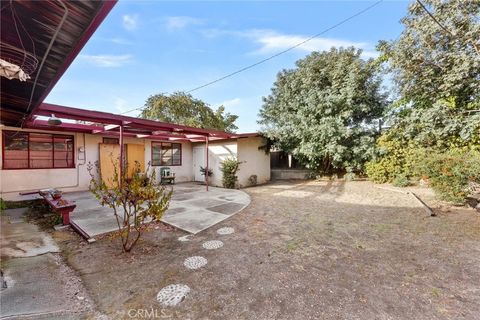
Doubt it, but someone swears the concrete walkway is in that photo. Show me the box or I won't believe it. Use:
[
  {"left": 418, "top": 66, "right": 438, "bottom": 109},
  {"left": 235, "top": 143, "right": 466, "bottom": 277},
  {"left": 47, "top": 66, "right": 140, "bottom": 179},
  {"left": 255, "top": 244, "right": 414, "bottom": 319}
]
[
  {"left": 66, "top": 183, "right": 250, "bottom": 238},
  {"left": 0, "top": 213, "right": 95, "bottom": 319}
]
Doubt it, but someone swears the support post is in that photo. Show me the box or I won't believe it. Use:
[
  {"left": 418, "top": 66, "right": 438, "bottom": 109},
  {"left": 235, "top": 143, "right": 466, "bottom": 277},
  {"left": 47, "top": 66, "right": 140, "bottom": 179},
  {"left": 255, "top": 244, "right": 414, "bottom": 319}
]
[
  {"left": 205, "top": 135, "right": 209, "bottom": 191},
  {"left": 119, "top": 124, "right": 124, "bottom": 186}
]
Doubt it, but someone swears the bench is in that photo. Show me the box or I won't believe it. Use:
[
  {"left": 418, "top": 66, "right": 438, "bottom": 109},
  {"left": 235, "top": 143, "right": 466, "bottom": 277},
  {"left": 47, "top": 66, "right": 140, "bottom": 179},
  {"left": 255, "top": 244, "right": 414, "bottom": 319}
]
[{"left": 41, "top": 194, "right": 76, "bottom": 225}]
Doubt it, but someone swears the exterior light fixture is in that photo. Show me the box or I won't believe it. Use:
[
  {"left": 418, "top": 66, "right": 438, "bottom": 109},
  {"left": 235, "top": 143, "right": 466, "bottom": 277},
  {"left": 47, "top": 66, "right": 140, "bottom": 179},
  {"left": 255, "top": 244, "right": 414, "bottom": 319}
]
[{"left": 47, "top": 114, "right": 62, "bottom": 126}]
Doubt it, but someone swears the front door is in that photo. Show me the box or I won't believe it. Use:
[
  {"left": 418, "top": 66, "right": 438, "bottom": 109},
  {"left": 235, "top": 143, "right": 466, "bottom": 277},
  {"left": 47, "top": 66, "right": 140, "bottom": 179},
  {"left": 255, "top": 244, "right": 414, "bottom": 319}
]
[
  {"left": 99, "top": 143, "right": 120, "bottom": 188},
  {"left": 125, "top": 144, "right": 145, "bottom": 178},
  {"left": 193, "top": 146, "right": 205, "bottom": 182}
]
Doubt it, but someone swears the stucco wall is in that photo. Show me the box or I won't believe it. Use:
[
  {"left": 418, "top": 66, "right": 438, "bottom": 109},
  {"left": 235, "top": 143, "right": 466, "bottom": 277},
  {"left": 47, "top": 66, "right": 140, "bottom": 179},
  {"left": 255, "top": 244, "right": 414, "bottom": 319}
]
[
  {"left": 193, "top": 137, "right": 270, "bottom": 188},
  {"left": 0, "top": 126, "right": 193, "bottom": 201},
  {"left": 144, "top": 139, "right": 193, "bottom": 183},
  {"left": 192, "top": 141, "right": 237, "bottom": 187},
  {"left": 237, "top": 137, "right": 270, "bottom": 187}
]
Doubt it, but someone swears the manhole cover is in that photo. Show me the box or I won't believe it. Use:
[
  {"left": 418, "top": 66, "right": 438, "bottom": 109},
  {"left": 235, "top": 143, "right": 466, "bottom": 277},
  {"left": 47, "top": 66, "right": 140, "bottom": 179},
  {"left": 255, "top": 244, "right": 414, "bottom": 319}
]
[
  {"left": 217, "top": 227, "right": 234, "bottom": 235},
  {"left": 156, "top": 284, "right": 190, "bottom": 307},
  {"left": 202, "top": 240, "right": 224, "bottom": 250},
  {"left": 184, "top": 256, "right": 207, "bottom": 270}
]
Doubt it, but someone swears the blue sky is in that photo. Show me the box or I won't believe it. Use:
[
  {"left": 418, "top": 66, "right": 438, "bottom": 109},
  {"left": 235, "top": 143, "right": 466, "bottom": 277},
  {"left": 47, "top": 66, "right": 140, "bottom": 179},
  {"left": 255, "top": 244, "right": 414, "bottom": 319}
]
[{"left": 46, "top": 0, "right": 410, "bottom": 133}]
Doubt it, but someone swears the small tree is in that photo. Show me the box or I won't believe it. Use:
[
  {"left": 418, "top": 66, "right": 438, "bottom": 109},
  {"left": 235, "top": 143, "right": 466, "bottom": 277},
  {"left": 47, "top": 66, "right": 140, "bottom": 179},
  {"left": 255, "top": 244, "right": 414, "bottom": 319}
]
[
  {"left": 87, "top": 160, "right": 172, "bottom": 252},
  {"left": 220, "top": 158, "right": 243, "bottom": 189}
]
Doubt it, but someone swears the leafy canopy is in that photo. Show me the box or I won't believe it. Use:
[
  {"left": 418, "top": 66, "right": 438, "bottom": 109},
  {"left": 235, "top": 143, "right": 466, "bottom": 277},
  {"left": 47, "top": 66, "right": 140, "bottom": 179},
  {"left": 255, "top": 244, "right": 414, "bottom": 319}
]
[
  {"left": 141, "top": 92, "right": 238, "bottom": 133},
  {"left": 259, "top": 47, "right": 387, "bottom": 173},
  {"left": 378, "top": 0, "right": 480, "bottom": 108}
]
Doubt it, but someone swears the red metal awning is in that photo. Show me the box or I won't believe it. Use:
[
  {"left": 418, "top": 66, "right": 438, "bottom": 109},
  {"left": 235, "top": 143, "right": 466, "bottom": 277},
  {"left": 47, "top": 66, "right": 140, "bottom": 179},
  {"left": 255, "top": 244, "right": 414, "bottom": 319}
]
[{"left": 25, "top": 103, "right": 258, "bottom": 142}]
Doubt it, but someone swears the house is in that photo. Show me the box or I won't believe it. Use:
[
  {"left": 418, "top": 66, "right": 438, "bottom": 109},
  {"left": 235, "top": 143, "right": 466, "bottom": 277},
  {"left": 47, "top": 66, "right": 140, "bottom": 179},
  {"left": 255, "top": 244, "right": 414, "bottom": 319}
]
[{"left": 0, "top": 0, "right": 269, "bottom": 202}]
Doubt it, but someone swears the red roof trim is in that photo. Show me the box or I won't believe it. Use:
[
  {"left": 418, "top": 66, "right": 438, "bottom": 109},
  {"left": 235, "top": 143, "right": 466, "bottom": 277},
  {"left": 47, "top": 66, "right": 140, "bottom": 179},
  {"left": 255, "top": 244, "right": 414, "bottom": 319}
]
[{"left": 35, "top": 103, "right": 234, "bottom": 137}]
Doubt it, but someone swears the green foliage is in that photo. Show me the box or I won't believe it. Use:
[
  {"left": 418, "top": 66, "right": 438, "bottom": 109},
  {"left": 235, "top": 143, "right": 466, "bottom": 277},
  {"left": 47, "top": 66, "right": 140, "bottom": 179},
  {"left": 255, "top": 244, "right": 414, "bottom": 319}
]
[
  {"left": 200, "top": 166, "right": 213, "bottom": 177},
  {"left": 377, "top": 0, "right": 480, "bottom": 107},
  {"left": 392, "top": 174, "right": 411, "bottom": 188},
  {"left": 87, "top": 160, "right": 172, "bottom": 253},
  {"left": 141, "top": 91, "right": 238, "bottom": 132},
  {"left": 365, "top": 134, "right": 428, "bottom": 183},
  {"left": 0, "top": 198, "right": 6, "bottom": 212},
  {"left": 248, "top": 175, "right": 258, "bottom": 186},
  {"left": 368, "top": 0, "right": 480, "bottom": 204},
  {"left": 420, "top": 150, "right": 480, "bottom": 204},
  {"left": 220, "top": 158, "right": 242, "bottom": 189},
  {"left": 259, "top": 47, "right": 387, "bottom": 174}
]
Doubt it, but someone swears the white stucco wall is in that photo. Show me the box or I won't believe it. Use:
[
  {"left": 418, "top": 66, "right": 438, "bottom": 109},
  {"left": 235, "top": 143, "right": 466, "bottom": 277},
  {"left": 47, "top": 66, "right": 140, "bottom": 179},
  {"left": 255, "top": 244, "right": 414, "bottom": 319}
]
[
  {"left": 0, "top": 126, "right": 193, "bottom": 201},
  {"left": 237, "top": 137, "right": 270, "bottom": 187},
  {"left": 144, "top": 140, "right": 193, "bottom": 183},
  {"left": 193, "top": 137, "right": 270, "bottom": 188},
  {"left": 192, "top": 141, "right": 238, "bottom": 187}
]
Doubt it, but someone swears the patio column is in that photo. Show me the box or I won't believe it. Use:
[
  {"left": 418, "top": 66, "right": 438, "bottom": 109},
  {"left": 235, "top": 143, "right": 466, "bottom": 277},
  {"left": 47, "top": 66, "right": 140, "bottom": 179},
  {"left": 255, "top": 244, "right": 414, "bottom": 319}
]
[
  {"left": 205, "top": 135, "right": 209, "bottom": 191},
  {"left": 119, "top": 123, "right": 124, "bottom": 185}
]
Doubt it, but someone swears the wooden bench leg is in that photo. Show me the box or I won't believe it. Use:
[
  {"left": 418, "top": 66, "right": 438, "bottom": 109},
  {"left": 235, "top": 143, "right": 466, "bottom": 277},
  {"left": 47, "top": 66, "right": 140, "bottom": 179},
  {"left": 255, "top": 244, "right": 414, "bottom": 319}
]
[{"left": 58, "top": 208, "right": 73, "bottom": 225}]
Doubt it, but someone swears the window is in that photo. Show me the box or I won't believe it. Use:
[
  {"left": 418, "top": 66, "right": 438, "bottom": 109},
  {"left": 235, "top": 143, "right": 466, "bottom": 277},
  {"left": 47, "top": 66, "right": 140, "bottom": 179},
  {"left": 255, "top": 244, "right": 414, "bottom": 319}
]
[
  {"left": 103, "top": 137, "right": 119, "bottom": 144},
  {"left": 2, "top": 131, "right": 74, "bottom": 169},
  {"left": 151, "top": 142, "right": 181, "bottom": 166}
]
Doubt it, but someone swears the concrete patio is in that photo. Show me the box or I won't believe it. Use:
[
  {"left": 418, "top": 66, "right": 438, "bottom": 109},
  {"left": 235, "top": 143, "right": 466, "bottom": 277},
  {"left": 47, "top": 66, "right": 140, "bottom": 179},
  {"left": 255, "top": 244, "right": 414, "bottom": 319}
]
[{"left": 65, "top": 183, "right": 250, "bottom": 238}]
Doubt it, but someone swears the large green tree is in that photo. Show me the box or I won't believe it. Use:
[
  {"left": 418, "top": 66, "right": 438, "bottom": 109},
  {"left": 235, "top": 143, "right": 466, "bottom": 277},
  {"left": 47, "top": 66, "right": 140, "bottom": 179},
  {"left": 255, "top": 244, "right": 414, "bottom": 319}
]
[
  {"left": 366, "top": 0, "right": 480, "bottom": 195},
  {"left": 378, "top": 0, "right": 480, "bottom": 108},
  {"left": 376, "top": 0, "right": 480, "bottom": 149},
  {"left": 259, "top": 47, "right": 387, "bottom": 173},
  {"left": 141, "top": 92, "right": 238, "bottom": 132}
]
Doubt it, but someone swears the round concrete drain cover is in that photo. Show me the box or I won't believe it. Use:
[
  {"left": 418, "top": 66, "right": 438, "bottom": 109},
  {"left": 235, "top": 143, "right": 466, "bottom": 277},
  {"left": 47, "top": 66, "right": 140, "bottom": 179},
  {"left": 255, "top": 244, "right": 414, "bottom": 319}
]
[
  {"left": 202, "top": 240, "right": 224, "bottom": 250},
  {"left": 184, "top": 256, "right": 207, "bottom": 270},
  {"left": 156, "top": 284, "right": 190, "bottom": 307},
  {"left": 217, "top": 227, "right": 234, "bottom": 235}
]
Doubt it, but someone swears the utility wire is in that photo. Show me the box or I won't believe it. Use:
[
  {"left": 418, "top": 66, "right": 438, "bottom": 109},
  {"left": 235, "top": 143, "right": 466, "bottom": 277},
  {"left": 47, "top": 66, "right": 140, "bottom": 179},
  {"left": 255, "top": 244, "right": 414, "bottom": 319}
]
[
  {"left": 415, "top": 0, "right": 480, "bottom": 54},
  {"left": 120, "top": 0, "right": 384, "bottom": 115}
]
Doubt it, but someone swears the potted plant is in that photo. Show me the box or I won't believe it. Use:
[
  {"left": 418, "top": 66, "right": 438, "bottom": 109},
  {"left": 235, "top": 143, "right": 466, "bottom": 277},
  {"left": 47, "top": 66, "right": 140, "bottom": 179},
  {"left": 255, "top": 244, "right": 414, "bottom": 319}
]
[{"left": 200, "top": 166, "right": 213, "bottom": 185}]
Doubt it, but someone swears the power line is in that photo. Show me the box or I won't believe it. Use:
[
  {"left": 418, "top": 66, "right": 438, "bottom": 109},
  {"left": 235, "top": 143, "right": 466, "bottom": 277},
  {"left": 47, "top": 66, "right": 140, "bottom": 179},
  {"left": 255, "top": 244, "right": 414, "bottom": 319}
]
[
  {"left": 120, "top": 0, "right": 384, "bottom": 115},
  {"left": 415, "top": 0, "right": 480, "bottom": 54}
]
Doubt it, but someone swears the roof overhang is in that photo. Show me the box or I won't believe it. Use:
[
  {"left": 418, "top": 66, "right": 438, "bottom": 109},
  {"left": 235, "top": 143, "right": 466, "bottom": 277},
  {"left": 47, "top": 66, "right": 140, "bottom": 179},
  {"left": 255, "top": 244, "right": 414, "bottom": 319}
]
[
  {"left": 0, "top": 0, "right": 117, "bottom": 127},
  {"left": 24, "top": 103, "right": 255, "bottom": 142}
]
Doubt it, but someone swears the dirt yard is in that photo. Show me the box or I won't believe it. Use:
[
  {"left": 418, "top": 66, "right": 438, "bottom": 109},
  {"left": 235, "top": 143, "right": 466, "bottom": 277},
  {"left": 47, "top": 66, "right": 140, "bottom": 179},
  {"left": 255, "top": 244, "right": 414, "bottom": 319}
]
[{"left": 56, "top": 181, "right": 480, "bottom": 320}]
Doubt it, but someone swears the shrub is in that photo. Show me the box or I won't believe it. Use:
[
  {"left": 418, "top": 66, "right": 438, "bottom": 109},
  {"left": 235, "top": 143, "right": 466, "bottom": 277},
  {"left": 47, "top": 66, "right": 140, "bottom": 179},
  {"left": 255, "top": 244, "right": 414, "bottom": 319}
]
[
  {"left": 392, "top": 174, "right": 411, "bottom": 187},
  {"left": 0, "top": 198, "right": 6, "bottom": 212},
  {"left": 420, "top": 149, "right": 480, "bottom": 204},
  {"left": 220, "top": 158, "right": 243, "bottom": 189},
  {"left": 248, "top": 175, "right": 258, "bottom": 186},
  {"left": 88, "top": 160, "right": 172, "bottom": 252},
  {"left": 366, "top": 134, "right": 427, "bottom": 183}
]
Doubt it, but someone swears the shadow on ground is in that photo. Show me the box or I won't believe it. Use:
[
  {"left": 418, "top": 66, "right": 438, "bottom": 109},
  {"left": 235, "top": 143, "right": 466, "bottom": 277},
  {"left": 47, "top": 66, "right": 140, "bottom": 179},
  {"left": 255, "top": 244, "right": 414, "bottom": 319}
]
[{"left": 56, "top": 180, "right": 480, "bottom": 320}]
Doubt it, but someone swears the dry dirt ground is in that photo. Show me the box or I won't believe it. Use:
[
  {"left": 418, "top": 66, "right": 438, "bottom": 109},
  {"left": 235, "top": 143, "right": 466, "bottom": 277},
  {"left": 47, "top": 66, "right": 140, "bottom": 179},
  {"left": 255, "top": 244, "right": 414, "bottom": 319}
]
[{"left": 55, "top": 180, "right": 480, "bottom": 320}]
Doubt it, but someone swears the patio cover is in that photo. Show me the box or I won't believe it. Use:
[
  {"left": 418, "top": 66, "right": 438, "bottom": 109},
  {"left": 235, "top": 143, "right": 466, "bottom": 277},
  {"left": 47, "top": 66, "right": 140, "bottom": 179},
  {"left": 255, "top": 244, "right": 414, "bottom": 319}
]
[
  {"left": 0, "top": 0, "right": 116, "bottom": 127},
  {"left": 26, "top": 103, "right": 259, "bottom": 142}
]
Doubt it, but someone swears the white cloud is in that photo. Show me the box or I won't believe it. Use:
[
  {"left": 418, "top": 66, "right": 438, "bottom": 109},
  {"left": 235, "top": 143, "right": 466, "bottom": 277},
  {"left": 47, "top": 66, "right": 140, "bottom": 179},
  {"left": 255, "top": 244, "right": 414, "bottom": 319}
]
[
  {"left": 165, "top": 16, "right": 204, "bottom": 30},
  {"left": 219, "top": 98, "right": 241, "bottom": 108},
  {"left": 114, "top": 97, "right": 129, "bottom": 113},
  {"left": 80, "top": 54, "right": 133, "bottom": 67},
  {"left": 201, "top": 28, "right": 378, "bottom": 58},
  {"left": 122, "top": 14, "right": 138, "bottom": 31},
  {"left": 109, "top": 37, "right": 133, "bottom": 45}
]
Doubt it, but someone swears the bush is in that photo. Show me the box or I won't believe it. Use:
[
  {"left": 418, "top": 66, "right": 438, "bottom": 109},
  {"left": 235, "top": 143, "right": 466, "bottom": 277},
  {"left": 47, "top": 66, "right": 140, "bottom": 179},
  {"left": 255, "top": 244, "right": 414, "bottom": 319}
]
[
  {"left": 220, "top": 158, "right": 243, "bottom": 189},
  {"left": 420, "top": 149, "right": 480, "bottom": 204},
  {"left": 366, "top": 134, "right": 427, "bottom": 183},
  {"left": 392, "top": 174, "right": 411, "bottom": 187},
  {"left": 88, "top": 160, "right": 172, "bottom": 252}
]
